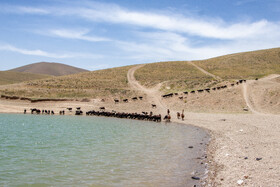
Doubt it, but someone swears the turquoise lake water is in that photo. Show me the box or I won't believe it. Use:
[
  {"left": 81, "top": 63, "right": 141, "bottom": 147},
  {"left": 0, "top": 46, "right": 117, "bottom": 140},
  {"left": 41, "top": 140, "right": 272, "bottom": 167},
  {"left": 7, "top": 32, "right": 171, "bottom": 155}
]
[{"left": 0, "top": 114, "right": 209, "bottom": 187}]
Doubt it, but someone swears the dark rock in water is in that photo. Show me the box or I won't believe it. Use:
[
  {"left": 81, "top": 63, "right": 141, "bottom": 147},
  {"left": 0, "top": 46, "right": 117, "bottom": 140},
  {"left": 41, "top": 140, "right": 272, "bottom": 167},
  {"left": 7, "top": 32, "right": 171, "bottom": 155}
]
[
  {"left": 244, "top": 157, "right": 248, "bottom": 159},
  {"left": 256, "top": 157, "right": 262, "bottom": 161},
  {"left": 188, "top": 146, "right": 194, "bottom": 148},
  {"left": 191, "top": 176, "right": 200, "bottom": 180}
]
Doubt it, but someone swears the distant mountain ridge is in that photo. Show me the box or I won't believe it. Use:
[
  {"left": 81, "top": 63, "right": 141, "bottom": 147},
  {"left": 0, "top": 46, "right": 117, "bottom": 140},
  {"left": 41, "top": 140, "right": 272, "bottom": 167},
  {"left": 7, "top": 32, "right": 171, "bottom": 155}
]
[{"left": 9, "top": 62, "right": 88, "bottom": 76}]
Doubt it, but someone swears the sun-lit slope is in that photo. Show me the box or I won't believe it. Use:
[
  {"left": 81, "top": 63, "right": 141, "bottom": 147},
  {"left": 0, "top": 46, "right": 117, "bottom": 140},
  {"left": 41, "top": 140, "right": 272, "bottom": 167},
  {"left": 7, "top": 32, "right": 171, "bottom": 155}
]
[
  {"left": 134, "top": 61, "right": 216, "bottom": 92},
  {"left": 0, "top": 65, "right": 137, "bottom": 99},
  {"left": 162, "top": 85, "right": 247, "bottom": 113},
  {"left": 0, "top": 71, "right": 50, "bottom": 85},
  {"left": 193, "top": 48, "right": 280, "bottom": 79}
]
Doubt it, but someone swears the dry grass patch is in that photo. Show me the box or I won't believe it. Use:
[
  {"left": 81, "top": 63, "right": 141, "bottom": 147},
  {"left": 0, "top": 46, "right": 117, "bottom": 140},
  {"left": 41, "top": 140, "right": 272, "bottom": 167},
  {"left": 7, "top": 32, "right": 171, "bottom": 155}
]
[
  {"left": 193, "top": 48, "right": 280, "bottom": 79},
  {"left": 0, "top": 71, "right": 50, "bottom": 85},
  {"left": 0, "top": 65, "right": 139, "bottom": 99},
  {"left": 134, "top": 61, "right": 216, "bottom": 93}
]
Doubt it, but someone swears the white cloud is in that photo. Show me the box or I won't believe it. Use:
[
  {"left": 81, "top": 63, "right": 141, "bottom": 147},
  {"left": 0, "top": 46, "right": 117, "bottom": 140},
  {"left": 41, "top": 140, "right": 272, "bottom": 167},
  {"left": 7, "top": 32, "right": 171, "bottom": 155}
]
[
  {"left": 89, "top": 64, "right": 110, "bottom": 70},
  {"left": 2, "top": 1, "right": 280, "bottom": 64},
  {"left": 114, "top": 30, "right": 280, "bottom": 62},
  {"left": 17, "top": 6, "right": 50, "bottom": 14},
  {"left": 0, "top": 44, "right": 103, "bottom": 59},
  {"left": 58, "top": 2, "right": 280, "bottom": 40},
  {"left": 6, "top": 2, "right": 280, "bottom": 40},
  {"left": 49, "top": 29, "right": 110, "bottom": 42},
  {"left": 235, "top": 0, "right": 258, "bottom": 6},
  {"left": 1, "top": 5, "right": 49, "bottom": 14}
]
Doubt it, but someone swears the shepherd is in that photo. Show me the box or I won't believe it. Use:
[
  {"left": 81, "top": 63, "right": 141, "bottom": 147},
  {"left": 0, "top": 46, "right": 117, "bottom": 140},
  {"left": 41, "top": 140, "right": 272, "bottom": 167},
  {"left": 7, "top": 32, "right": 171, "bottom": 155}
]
[
  {"left": 181, "top": 110, "right": 185, "bottom": 121},
  {"left": 168, "top": 114, "right": 171, "bottom": 122},
  {"left": 177, "top": 112, "right": 180, "bottom": 119}
]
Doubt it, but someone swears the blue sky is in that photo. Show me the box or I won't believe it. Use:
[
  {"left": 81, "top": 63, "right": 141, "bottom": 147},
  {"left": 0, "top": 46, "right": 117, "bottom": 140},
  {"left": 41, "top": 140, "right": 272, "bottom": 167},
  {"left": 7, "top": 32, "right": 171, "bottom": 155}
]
[{"left": 0, "top": 0, "right": 280, "bottom": 70}]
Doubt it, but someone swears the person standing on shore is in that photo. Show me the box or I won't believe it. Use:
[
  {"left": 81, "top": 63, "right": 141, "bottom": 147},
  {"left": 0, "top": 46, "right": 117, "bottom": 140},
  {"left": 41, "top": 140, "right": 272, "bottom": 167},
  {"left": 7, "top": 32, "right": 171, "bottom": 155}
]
[
  {"left": 164, "top": 109, "right": 171, "bottom": 122},
  {"left": 167, "top": 109, "right": 171, "bottom": 122},
  {"left": 181, "top": 110, "right": 184, "bottom": 121},
  {"left": 177, "top": 112, "right": 180, "bottom": 119},
  {"left": 167, "top": 114, "right": 171, "bottom": 122}
]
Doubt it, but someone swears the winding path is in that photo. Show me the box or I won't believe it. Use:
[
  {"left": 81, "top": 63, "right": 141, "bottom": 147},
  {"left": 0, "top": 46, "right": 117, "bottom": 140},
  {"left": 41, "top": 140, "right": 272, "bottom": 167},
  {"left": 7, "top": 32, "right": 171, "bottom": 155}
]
[
  {"left": 188, "top": 61, "right": 222, "bottom": 80},
  {"left": 127, "top": 62, "right": 223, "bottom": 112},
  {"left": 242, "top": 74, "right": 280, "bottom": 115},
  {"left": 187, "top": 60, "right": 267, "bottom": 115},
  {"left": 128, "top": 63, "right": 279, "bottom": 117},
  {"left": 127, "top": 65, "right": 166, "bottom": 112},
  {"left": 242, "top": 81, "right": 261, "bottom": 115}
]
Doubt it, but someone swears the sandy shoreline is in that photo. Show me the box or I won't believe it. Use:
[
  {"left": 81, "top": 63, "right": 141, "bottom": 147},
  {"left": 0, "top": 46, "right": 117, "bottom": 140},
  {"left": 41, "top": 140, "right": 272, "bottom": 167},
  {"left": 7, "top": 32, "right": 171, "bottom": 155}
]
[{"left": 0, "top": 99, "right": 279, "bottom": 186}]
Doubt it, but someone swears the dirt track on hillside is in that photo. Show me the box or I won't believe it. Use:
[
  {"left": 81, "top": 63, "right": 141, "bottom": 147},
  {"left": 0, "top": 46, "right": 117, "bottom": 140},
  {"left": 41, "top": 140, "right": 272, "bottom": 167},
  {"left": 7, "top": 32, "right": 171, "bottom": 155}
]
[
  {"left": 242, "top": 74, "right": 280, "bottom": 115},
  {"left": 242, "top": 81, "right": 261, "bottom": 114},
  {"left": 188, "top": 61, "right": 222, "bottom": 80},
  {"left": 127, "top": 65, "right": 167, "bottom": 112}
]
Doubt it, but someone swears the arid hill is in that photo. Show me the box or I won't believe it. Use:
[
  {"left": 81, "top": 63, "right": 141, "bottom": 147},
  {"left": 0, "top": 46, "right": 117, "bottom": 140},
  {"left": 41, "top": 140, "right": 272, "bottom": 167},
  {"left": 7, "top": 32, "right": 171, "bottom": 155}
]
[
  {"left": 0, "top": 48, "right": 279, "bottom": 108},
  {"left": 0, "top": 66, "right": 138, "bottom": 99},
  {"left": 0, "top": 71, "right": 50, "bottom": 85},
  {"left": 134, "top": 61, "right": 216, "bottom": 93},
  {"left": 194, "top": 47, "right": 280, "bottom": 79},
  {"left": 135, "top": 48, "right": 280, "bottom": 93},
  {"left": 10, "top": 62, "right": 88, "bottom": 76}
]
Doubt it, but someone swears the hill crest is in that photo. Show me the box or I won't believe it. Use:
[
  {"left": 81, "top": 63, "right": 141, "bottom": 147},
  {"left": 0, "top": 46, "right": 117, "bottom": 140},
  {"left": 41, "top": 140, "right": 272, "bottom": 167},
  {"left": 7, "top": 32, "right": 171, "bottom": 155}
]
[{"left": 9, "top": 62, "right": 89, "bottom": 76}]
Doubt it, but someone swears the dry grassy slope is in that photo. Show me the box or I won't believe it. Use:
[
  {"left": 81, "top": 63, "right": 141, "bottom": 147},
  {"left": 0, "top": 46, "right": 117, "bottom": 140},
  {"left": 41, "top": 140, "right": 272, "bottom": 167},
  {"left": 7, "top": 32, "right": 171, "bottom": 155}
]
[
  {"left": 134, "top": 61, "right": 217, "bottom": 93},
  {"left": 0, "top": 65, "right": 139, "bottom": 99},
  {"left": 0, "top": 71, "right": 50, "bottom": 85},
  {"left": 193, "top": 48, "right": 280, "bottom": 79},
  {"left": 1, "top": 48, "right": 280, "bottom": 105},
  {"left": 10, "top": 62, "right": 88, "bottom": 76}
]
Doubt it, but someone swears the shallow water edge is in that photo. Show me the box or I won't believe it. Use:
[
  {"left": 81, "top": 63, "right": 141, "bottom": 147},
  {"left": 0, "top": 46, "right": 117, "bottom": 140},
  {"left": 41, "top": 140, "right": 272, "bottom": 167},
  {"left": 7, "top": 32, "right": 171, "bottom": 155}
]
[{"left": 0, "top": 113, "right": 210, "bottom": 187}]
